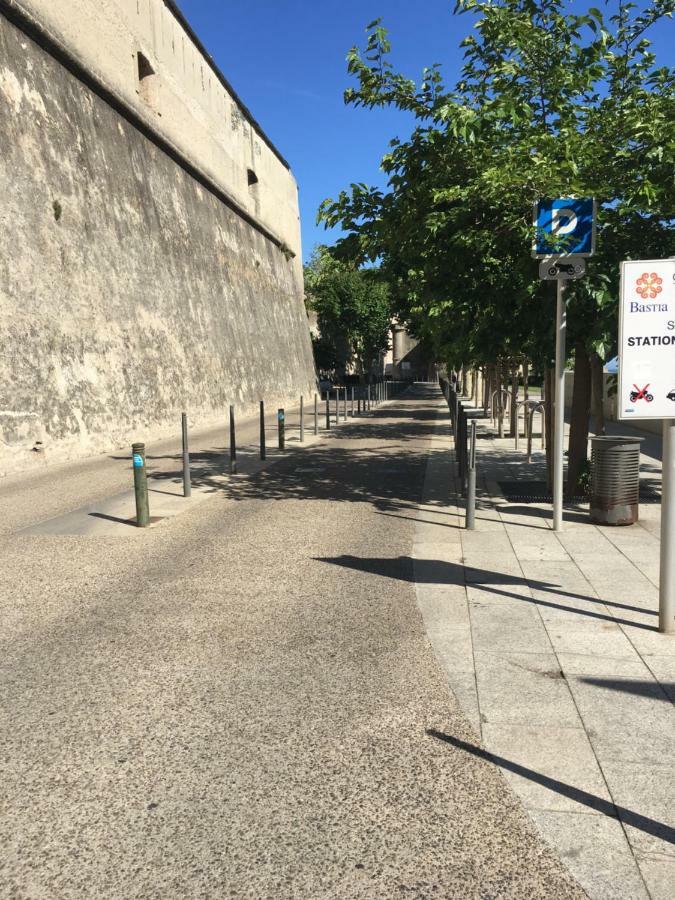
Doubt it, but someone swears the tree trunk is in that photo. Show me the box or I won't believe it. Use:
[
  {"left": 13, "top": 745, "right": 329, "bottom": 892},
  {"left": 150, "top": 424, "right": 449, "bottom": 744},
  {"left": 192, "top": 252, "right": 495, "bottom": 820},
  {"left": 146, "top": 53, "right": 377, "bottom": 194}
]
[
  {"left": 590, "top": 351, "right": 605, "bottom": 435},
  {"left": 485, "top": 364, "right": 493, "bottom": 417},
  {"left": 566, "top": 339, "right": 592, "bottom": 499},
  {"left": 544, "top": 366, "right": 554, "bottom": 490},
  {"left": 496, "top": 361, "right": 504, "bottom": 437}
]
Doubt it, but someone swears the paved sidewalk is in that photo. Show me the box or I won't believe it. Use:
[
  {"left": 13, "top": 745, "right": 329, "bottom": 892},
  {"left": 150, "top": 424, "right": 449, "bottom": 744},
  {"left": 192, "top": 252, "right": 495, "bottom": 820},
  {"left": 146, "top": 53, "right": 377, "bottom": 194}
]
[
  {"left": 415, "top": 388, "right": 675, "bottom": 899},
  {"left": 0, "top": 386, "right": 583, "bottom": 898}
]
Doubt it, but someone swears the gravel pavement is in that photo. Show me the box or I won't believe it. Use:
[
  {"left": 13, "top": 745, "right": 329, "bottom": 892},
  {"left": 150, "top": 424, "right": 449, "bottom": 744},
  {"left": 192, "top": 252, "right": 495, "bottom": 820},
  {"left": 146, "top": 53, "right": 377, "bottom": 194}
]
[{"left": 0, "top": 385, "right": 585, "bottom": 898}]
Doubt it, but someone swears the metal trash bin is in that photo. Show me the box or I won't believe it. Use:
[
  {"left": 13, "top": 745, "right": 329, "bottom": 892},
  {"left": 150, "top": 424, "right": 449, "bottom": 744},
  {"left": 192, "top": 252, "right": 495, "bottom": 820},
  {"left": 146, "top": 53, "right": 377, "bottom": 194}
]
[{"left": 590, "top": 436, "right": 644, "bottom": 525}]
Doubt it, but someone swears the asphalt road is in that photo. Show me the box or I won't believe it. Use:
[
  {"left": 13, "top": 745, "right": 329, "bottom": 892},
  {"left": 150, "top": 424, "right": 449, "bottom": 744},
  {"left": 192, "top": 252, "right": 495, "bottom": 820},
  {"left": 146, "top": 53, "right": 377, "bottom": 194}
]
[{"left": 0, "top": 385, "right": 584, "bottom": 898}]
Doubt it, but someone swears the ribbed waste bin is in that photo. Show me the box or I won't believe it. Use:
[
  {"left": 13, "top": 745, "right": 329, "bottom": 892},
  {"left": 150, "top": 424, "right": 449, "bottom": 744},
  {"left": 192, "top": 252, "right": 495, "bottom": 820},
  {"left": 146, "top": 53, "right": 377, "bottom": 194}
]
[{"left": 590, "top": 436, "right": 644, "bottom": 525}]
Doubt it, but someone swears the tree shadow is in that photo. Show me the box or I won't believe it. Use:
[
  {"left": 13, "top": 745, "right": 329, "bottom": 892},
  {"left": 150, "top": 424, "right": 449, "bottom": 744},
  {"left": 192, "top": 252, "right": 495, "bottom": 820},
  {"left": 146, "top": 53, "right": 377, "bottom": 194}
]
[
  {"left": 103, "top": 388, "right": 452, "bottom": 515},
  {"left": 427, "top": 730, "right": 675, "bottom": 844}
]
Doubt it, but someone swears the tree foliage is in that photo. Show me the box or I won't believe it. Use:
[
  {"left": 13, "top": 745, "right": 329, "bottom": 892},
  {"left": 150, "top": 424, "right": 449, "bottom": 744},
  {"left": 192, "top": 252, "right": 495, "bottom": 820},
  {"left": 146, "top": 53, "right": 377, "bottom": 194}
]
[
  {"left": 304, "top": 247, "right": 392, "bottom": 375},
  {"left": 319, "top": 0, "right": 674, "bottom": 368},
  {"left": 318, "top": 0, "right": 674, "bottom": 489}
]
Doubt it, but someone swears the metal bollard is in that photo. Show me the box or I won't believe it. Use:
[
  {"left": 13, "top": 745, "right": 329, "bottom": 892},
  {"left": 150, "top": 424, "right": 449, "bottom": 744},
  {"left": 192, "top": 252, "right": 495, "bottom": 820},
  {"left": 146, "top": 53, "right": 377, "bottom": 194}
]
[
  {"left": 314, "top": 393, "right": 318, "bottom": 435},
  {"left": 351, "top": 386, "right": 355, "bottom": 417},
  {"left": 278, "top": 408, "right": 285, "bottom": 450},
  {"left": 132, "top": 442, "right": 150, "bottom": 528},
  {"left": 300, "top": 395, "right": 304, "bottom": 442},
  {"left": 334, "top": 390, "right": 339, "bottom": 424},
  {"left": 325, "top": 396, "right": 330, "bottom": 430},
  {"left": 181, "top": 412, "right": 191, "bottom": 498},
  {"left": 260, "top": 400, "right": 266, "bottom": 460},
  {"left": 229, "top": 405, "right": 237, "bottom": 474},
  {"left": 466, "top": 421, "right": 477, "bottom": 530},
  {"left": 357, "top": 393, "right": 361, "bottom": 416},
  {"left": 367, "top": 385, "right": 371, "bottom": 411},
  {"left": 343, "top": 387, "right": 347, "bottom": 420}
]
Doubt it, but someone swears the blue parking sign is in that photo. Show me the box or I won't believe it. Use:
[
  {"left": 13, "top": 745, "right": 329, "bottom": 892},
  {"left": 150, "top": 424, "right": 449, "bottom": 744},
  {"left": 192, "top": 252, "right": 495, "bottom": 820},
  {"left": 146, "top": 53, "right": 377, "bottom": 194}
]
[{"left": 533, "top": 198, "right": 596, "bottom": 258}]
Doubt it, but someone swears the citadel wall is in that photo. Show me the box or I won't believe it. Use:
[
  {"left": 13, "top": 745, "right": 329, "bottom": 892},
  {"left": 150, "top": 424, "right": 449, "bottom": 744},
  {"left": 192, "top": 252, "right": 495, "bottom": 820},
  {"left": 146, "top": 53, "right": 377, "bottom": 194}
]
[{"left": 0, "top": 1, "right": 316, "bottom": 474}]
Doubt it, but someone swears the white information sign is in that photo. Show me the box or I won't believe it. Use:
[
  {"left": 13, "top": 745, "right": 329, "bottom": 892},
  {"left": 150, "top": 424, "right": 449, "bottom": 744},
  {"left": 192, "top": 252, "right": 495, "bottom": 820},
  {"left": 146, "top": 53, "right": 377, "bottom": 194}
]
[{"left": 618, "top": 258, "right": 675, "bottom": 420}]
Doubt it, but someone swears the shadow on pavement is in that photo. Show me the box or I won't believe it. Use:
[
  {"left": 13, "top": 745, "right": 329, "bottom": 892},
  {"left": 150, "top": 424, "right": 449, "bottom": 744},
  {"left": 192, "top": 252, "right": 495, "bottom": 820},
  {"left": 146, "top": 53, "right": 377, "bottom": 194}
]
[
  {"left": 427, "top": 730, "right": 675, "bottom": 844},
  {"left": 315, "top": 554, "right": 659, "bottom": 630},
  {"left": 103, "top": 393, "right": 451, "bottom": 515},
  {"left": 579, "top": 678, "right": 675, "bottom": 703}
]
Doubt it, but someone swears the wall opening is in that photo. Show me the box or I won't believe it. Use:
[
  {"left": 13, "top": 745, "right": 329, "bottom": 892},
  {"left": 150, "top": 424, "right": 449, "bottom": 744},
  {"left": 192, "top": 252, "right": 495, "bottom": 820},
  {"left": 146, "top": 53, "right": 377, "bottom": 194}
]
[
  {"left": 137, "top": 52, "right": 154, "bottom": 82},
  {"left": 247, "top": 169, "right": 259, "bottom": 188},
  {"left": 137, "top": 51, "right": 158, "bottom": 109}
]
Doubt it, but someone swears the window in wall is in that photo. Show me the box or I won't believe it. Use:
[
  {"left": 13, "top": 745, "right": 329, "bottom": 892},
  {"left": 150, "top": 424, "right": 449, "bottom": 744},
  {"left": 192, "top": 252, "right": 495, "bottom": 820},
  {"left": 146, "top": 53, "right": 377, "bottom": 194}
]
[
  {"left": 247, "top": 169, "right": 260, "bottom": 216},
  {"left": 137, "top": 51, "right": 154, "bottom": 82},
  {"left": 137, "top": 51, "right": 158, "bottom": 110}
]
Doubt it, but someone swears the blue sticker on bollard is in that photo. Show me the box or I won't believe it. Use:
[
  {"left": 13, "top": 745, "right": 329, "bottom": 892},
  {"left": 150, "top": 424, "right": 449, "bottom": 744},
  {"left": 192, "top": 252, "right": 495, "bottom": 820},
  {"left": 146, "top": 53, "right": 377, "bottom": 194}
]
[
  {"left": 133, "top": 453, "right": 144, "bottom": 468},
  {"left": 278, "top": 412, "right": 285, "bottom": 421}
]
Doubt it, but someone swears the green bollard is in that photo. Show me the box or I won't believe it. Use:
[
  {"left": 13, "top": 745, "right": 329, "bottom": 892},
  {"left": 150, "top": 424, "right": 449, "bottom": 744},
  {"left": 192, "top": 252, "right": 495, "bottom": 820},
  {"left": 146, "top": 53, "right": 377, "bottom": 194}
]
[
  {"left": 278, "top": 408, "right": 285, "bottom": 450},
  {"left": 181, "top": 413, "right": 191, "bottom": 498},
  {"left": 260, "top": 400, "right": 266, "bottom": 460},
  {"left": 229, "top": 405, "right": 237, "bottom": 474},
  {"left": 132, "top": 442, "right": 150, "bottom": 528}
]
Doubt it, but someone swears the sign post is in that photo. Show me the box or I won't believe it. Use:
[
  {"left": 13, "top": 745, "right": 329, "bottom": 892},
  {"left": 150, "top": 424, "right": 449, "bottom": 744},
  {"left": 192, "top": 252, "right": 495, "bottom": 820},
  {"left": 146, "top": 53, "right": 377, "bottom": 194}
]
[
  {"left": 618, "top": 258, "right": 675, "bottom": 633},
  {"left": 534, "top": 198, "right": 595, "bottom": 531},
  {"left": 553, "top": 280, "right": 567, "bottom": 531}
]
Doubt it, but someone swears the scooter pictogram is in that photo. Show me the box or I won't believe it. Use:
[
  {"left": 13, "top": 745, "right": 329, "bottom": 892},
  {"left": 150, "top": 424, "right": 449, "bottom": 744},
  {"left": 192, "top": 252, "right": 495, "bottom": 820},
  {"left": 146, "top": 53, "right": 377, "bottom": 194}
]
[{"left": 630, "top": 384, "right": 654, "bottom": 403}]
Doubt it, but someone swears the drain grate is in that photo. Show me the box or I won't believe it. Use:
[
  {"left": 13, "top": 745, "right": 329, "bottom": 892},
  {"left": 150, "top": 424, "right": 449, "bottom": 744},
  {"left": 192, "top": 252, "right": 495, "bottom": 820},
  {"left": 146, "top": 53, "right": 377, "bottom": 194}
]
[
  {"left": 498, "top": 480, "right": 661, "bottom": 504},
  {"left": 499, "top": 481, "right": 555, "bottom": 503}
]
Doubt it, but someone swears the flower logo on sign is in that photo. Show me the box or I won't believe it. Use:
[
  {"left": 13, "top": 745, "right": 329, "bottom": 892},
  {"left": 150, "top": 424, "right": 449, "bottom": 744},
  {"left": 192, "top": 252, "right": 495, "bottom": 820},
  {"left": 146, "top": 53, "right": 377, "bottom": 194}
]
[{"left": 635, "top": 272, "right": 663, "bottom": 299}]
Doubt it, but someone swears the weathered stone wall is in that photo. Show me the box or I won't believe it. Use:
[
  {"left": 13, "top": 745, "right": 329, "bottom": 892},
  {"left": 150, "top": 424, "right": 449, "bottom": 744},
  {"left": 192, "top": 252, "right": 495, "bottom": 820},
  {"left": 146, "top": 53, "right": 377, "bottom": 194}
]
[
  {"left": 7, "top": 0, "right": 303, "bottom": 261},
  {"left": 0, "top": 10, "right": 317, "bottom": 474}
]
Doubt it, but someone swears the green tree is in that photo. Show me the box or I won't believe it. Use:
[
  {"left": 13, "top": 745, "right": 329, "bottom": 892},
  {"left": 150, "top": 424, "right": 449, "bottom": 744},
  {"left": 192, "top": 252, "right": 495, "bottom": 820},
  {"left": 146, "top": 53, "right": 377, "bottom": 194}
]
[
  {"left": 320, "top": 0, "right": 674, "bottom": 492},
  {"left": 304, "top": 247, "right": 392, "bottom": 376}
]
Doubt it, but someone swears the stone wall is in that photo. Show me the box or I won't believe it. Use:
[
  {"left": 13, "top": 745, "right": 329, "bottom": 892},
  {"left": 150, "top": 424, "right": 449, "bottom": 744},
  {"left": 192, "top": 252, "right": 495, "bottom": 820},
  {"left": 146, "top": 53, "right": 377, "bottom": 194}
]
[
  {"left": 6, "top": 0, "right": 302, "bottom": 260},
  {"left": 0, "top": 8, "right": 317, "bottom": 474}
]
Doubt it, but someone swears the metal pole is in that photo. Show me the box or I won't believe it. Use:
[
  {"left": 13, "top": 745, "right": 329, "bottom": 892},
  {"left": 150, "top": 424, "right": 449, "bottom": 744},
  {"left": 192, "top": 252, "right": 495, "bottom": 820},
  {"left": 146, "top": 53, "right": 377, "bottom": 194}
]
[
  {"left": 351, "top": 386, "right": 355, "bottom": 417},
  {"left": 325, "top": 395, "right": 330, "bottom": 430},
  {"left": 515, "top": 403, "right": 520, "bottom": 450},
  {"left": 343, "top": 387, "right": 347, "bottom": 420},
  {"left": 314, "top": 393, "right": 318, "bottom": 435},
  {"left": 181, "top": 412, "right": 191, "bottom": 498},
  {"left": 659, "top": 420, "right": 675, "bottom": 633},
  {"left": 229, "top": 405, "right": 236, "bottom": 474},
  {"left": 334, "top": 390, "right": 339, "bottom": 424},
  {"left": 300, "top": 395, "right": 304, "bottom": 442},
  {"left": 259, "top": 400, "right": 266, "bottom": 460},
  {"left": 553, "top": 280, "right": 567, "bottom": 531},
  {"left": 132, "top": 442, "right": 150, "bottom": 527},
  {"left": 278, "top": 408, "right": 285, "bottom": 450},
  {"left": 466, "top": 421, "right": 476, "bottom": 530}
]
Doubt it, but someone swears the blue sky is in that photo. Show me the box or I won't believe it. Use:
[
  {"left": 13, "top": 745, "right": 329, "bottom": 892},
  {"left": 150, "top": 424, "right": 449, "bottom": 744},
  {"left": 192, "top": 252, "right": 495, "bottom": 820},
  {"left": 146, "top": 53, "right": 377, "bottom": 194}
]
[{"left": 178, "top": 1, "right": 672, "bottom": 262}]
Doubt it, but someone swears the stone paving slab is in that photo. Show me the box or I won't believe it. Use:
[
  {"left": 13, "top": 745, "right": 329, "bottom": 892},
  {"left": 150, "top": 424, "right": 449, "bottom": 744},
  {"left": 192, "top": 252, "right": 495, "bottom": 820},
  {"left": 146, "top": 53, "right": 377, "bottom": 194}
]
[{"left": 415, "top": 386, "right": 675, "bottom": 900}]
